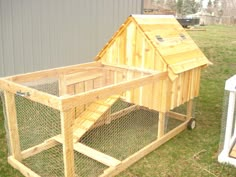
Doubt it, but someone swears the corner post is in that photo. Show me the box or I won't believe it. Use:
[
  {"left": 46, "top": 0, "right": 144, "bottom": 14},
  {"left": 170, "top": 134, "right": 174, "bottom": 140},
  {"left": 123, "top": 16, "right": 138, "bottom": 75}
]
[
  {"left": 158, "top": 112, "right": 166, "bottom": 139},
  {"left": 186, "top": 99, "right": 193, "bottom": 120},
  {"left": 61, "top": 109, "right": 75, "bottom": 177},
  {"left": 4, "top": 91, "right": 22, "bottom": 161}
]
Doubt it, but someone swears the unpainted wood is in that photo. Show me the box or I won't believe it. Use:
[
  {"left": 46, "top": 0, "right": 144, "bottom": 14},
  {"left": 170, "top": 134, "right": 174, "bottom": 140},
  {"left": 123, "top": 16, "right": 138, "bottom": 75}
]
[
  {"left": 160, "top": 79, "right": 170, "bottom": 112},
  {"left": 60, "top": 110, "right": 75, "bottom": 177},
  {"left": 6, "top": 62, "right": 101, "bottom": 83},
  {"left": 168, "top": 111, "right": 186, "bottom": 121},
  {"left": 53, "top": 136, "right": 121, "bottom": 167},
  {"left": 59, "top": 74, "right": 67, "bottom": 96},
  {"left": 0, "top": 79, "right": 60, "bottom": 110},
  {"left": 21, "top": 138, "right": 59, "bottom": 159},
  {"left": 61, "top": 72, "right": 168, "bottom": 111},
  {"left": 8, "top": 156, "right": 40, "bottom": 177},
  {"left": 158, "top": 112, "right": 166, "bottom": 139},
  {"left": 73, "top": 95, "right": 120, "bottom": 142},
  {"left": 91, "top": 105, "right": 139, "bottom": 129},
  {"left": 95, "top": 18, "right": 132, "bottom": 61},
  {"left": 230, "top": 144, "right": 236, "bottom": 158},
  {"left": 65, "top": 70, "right": 103, "bottom": 86},
  {"left": 186, "top": 99, "right": 193, "bottom": 120},
  {"left": 4, "top": 91, "right": 22, "bottom": 161},
  {"left": 100, "top": 120, "right": 189, "bottom": 177}
]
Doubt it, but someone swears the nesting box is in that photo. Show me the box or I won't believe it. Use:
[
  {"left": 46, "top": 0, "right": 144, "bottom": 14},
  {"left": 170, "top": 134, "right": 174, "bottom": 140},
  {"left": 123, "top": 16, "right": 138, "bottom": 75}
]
[{"left": 0, "top": 15, "right": 210, "bottom": 177}]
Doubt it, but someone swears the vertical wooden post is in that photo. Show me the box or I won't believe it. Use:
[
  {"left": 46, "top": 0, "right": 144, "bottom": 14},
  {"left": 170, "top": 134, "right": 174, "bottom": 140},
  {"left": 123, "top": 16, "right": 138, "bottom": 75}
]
[
  {"left": 186, "top": 99, "right": 193, "bottom": 120},
  {"left": 59, "top": 74, "right": 67, "bottom": 96},
  {"left": 4, "top": 91, "right": 22, "bottom": 161},
  {"left": 158, "top": 112, "right": 165, "bottom": 139},
  {"left": 61, "top": 110, "right": 75, "bottom": 177}
]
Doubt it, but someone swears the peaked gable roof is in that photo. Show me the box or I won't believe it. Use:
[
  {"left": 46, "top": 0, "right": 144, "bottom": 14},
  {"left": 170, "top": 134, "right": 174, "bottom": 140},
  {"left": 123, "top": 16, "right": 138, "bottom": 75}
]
[{"left": 96, "top": 15, "right": 211, "bottom": 75}]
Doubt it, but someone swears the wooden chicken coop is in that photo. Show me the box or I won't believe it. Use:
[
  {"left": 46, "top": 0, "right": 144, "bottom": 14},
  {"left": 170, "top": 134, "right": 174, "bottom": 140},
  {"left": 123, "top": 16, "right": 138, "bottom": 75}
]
[{"left": 0, "top": 15, "right": 210, "bottom": 177}]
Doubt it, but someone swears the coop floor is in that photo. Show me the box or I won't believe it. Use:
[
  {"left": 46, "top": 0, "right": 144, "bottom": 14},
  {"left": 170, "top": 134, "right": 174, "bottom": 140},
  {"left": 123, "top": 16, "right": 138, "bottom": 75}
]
[{"left": 21, "top": 108, "right": 183, "bottom": 177}]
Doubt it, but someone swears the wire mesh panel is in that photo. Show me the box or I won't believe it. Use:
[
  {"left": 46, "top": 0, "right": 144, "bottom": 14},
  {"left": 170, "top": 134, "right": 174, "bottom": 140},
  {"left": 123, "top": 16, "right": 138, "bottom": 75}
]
[
  {"left": 166, "top": 99, "right": 196, "bottom": 133},
  {"left": 0, "top": 91, "right": 12, "bottom": 156},
  {"left": 218, "top": 75, "right": 236, "bottom": 166},
  {"left": 80, "top": 102, "right": 159, "bottom": 161},
  {"left": 15, "top": 96, "right": 63, "bottom": 176},
  {"left": 23, "top": 144, "right": 65, "bottom": 177},
  {"left": 0, "top": 63, "right": 191, "bottom": 177},
  {"left": 74, "top": 152, "right": 107, "bottom": 177},
  {"left": 15, "top": 96, "right": 61, "bottom": 150},
  {"left": 219, "top": 91, "right": 230, "bottom": 153},
  {"left": 21, "top": 77, "right": 59, "bottom": 96}
]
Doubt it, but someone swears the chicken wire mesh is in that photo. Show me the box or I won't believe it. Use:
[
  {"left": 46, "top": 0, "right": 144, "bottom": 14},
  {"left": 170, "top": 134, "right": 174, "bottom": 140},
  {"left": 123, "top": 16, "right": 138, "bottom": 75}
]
[
  {"left": 21, "top": 77, "right": 59, "bottom": 96},
  {"left": 80, "top": 100, "right": 158, "bottom": 161},
  {"left": 0, "top": 94, "right": 188, "bottom": 177},
  {"left": 218, "top": 90, "right": 236, "bottom": 153},
  {"left": 0, "top": 91, "right": 12, "bottom": 156},
  {"left": 166, "top": 99, "right": 196, "bottom": 133},
  {"left": 219, "top": 91, "right": 230, "bottom": 153},
  {"left": 0, "top": 65, "right": 189, "bottom": 177},
  {"left": 1, "top": 79, "right": 64, "bottom": 176}
]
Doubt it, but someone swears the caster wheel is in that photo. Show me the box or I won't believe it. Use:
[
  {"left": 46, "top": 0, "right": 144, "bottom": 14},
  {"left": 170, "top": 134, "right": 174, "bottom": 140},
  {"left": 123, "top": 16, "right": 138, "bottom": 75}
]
[{"left": 187, "top": 118, "right": 196, "bottom": 130}]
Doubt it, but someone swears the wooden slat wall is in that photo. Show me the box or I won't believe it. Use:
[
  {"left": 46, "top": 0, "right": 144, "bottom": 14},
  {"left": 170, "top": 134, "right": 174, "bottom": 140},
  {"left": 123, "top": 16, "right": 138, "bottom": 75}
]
[
  {"left": 98, "top": 19, "right": 202, "bottom": 112},
  {"left": 99, "top": 21, "right": 169, "bottom": 112},
  {"left": 169, "top": 68, "right": 201, "bottom": 110}
]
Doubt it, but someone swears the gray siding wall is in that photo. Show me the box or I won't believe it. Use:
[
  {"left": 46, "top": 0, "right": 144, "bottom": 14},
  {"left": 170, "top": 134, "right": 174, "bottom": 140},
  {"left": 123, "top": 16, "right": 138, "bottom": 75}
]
[{"left": 0, "top": 0, "right": 142, "bottom": 77}]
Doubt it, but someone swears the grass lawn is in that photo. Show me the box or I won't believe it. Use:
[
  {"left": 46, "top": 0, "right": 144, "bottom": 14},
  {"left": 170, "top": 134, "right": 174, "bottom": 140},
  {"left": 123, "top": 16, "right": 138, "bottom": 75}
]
[{"left": 1, "top": 25, "right": 236, "bottom": 177}]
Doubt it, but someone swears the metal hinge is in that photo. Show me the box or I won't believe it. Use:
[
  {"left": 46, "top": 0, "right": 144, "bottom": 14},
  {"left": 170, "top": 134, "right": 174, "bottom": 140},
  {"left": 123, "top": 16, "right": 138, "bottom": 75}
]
[
  {"left": 16, "top": 91, "right": 30, "bottom": 97},
  {"left": 156, "top": 35, "right": 164, "bottom": 42}
]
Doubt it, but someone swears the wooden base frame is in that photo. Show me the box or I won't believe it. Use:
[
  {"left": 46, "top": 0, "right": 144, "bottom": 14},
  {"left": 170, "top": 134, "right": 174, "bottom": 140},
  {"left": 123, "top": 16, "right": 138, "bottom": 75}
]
[
  {"left": 100, "top": 120, "right": 189, "bottom": 177},
  {"left": 1, "top": 61, "right": 196, "bottom": 177},
  {"left": 7, "top": 118, "right": 189, "bottom": 177}
]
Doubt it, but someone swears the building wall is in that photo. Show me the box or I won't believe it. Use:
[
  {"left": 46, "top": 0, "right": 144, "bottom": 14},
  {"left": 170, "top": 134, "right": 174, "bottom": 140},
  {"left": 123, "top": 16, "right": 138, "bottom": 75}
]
[{"left": 0, "top": 0, "right": 142, "bottom": 77}]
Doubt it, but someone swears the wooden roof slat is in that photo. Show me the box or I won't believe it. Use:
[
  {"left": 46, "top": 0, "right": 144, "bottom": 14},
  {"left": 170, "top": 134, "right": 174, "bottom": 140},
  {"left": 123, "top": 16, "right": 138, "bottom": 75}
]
[{"left": 96, "top": 15, "right": 210, "bottom": 75}]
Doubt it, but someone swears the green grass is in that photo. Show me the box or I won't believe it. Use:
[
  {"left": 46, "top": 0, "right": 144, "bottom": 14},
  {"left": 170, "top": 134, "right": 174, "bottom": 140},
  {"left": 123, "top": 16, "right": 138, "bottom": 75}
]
[
  {"left": 118, "top": 25, "right": 236, "bottom": 177},
  {"left": 1, "top": 25, "right": 236, "bottom": 176},
  {"left": 0, "top": 100, "right": 23, "bottom": 176}
]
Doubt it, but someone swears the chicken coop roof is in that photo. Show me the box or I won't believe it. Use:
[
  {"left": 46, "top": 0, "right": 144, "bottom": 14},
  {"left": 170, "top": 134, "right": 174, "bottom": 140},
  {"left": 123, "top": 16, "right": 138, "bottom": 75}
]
[{"left": 96, "top": 15, "right": 211, "bottom": 75}]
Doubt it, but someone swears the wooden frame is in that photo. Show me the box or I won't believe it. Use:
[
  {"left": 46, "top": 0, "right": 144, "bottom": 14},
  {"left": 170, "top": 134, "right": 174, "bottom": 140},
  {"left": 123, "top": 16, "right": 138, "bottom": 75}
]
[
  {"left": 6, "top": 117, "right": 189, "bottom": 177},
  {"left": 0, "top": 13, "right": 210, "bottom": 177},
  {"left": 4, "top": 91, "right": 22, "bottom": 161},
  {"left": 0, "top": 59, "right": 196, "bottom": 177}
]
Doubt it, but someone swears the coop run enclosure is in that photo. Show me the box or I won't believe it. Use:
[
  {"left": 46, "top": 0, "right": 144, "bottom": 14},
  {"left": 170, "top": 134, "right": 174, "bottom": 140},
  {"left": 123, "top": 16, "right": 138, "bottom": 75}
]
[
  {"left": 0, "top": 15, "right": 210, "bottom": 177},
  {"left": 218, "top": 75, "right": 236, "bottom": 166}
]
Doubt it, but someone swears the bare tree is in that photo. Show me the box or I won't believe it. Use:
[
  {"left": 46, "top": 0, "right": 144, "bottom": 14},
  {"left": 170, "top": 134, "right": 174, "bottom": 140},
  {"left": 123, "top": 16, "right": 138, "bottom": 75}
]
[
  {"left": 182, "top": 0, "right": 200, "bottom": 15},
  {"left": 221, "top": 0, "right": 236, "bottom": 16},
  {"left": 165, "top": 0, "right": 177, "bottom": 11}
]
